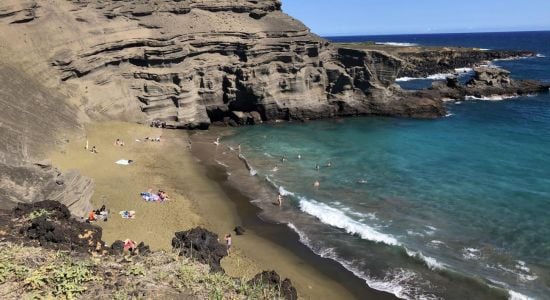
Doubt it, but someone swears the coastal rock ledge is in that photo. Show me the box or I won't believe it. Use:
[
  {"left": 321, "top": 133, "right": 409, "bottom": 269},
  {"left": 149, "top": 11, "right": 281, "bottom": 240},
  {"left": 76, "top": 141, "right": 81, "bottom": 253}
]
[{"left": 0, "top": 0, "right": 445, "bottom": 131}]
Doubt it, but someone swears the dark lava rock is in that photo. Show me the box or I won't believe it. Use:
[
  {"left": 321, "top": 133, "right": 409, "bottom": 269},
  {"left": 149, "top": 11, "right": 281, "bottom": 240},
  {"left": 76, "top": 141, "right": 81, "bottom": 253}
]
[
  {"left": 8, "top": 200, "right": 103, "bottom": 253},
  {"left": 234, "top": 226, "right": 245, "bottom": 235},
  {"left": 111, "top": 240, "right": 125, "bottom": 255},
  {"left": 137, "top": 241, "right": 150, "bottom": 255},
  {"left": 248, "top": 270, "right": 298, "bottom": 300},
  {"left": 172, "top": 227, "right": 227, "bottom": 272}
]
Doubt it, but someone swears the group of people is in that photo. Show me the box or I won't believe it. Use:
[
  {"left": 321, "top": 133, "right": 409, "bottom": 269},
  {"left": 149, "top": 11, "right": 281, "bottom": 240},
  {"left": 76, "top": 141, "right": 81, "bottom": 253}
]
[
  {"left": 144, "top": 136, "right": 162, "bottom": 142},
  {"left": 140, "top": 189, "right": 170, "bottom": 202},
  {"left": 150, "top": 120, "right": 167, "bottom": 128},
  {"left": 87, "top": 205, "right": 109, "bottom": 222}
]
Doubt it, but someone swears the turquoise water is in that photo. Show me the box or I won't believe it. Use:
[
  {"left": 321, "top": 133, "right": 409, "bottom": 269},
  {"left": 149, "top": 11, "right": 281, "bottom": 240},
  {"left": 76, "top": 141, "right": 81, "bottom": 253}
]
[{"left": 226, "top": 32, "right": 550, "bottom": 299}]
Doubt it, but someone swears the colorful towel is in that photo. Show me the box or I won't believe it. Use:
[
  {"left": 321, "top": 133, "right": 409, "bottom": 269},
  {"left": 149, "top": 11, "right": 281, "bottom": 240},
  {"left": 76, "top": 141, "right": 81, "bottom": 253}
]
[{"left": 119, "top": 210, "right": 136, "bottom": 219}]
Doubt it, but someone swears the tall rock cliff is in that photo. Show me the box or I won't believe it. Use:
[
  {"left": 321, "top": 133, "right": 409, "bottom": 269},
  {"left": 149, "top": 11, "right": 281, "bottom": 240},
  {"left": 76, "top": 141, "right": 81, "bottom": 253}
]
[{"left": 0, "top": 0, "right": 444, "bottom": 131}]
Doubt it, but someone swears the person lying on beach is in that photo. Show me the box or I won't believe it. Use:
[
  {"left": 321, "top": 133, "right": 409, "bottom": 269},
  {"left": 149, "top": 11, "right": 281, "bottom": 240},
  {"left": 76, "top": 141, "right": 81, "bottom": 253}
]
[
  {"left": 87, "top": 210, "right": 97, "bottom": 222},
  {"left": 123, "top": 239, "right": 137, "bottom": 254},
  {"left": 158, "top": 190, "right": 169, "bottom": 201},
  {"left": 95, "top": 205, "right": 109, "bottom": 221},
  {"left": 90, "top": 146, "right": 98, "bottom": 153}
]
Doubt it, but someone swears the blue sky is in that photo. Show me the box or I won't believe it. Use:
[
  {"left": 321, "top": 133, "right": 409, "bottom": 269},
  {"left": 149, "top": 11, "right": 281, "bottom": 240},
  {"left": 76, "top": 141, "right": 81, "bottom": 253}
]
[{"left": 282, "top": 0, "right": 550, "bottom": 36}]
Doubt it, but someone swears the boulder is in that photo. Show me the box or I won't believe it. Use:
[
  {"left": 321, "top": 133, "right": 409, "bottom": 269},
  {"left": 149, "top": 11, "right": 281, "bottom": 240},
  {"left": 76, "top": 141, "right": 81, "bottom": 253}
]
[
  {"left": 248, "top": 270, "right": 298, "bottom": 300},
  {"left": 10, "top": 200, "right": 103, "bottom": 253},
  {"left": 172, "top": 227, "right": 227, "bottom": 272},
  {"left": 230, "top": 111, "right": 247, "bottom": 125},
  {"left": 248, "top": 111, "right": 263, "bottom": 125},
  {"left": 234, "top": 226, "right": 245, "bottom": 235}
]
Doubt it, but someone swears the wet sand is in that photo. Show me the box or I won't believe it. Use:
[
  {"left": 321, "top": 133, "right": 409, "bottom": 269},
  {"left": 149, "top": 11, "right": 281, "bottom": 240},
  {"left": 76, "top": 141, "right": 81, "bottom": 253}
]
[{"left": 49, "top": 122, "right": 394, "bottom": 299}]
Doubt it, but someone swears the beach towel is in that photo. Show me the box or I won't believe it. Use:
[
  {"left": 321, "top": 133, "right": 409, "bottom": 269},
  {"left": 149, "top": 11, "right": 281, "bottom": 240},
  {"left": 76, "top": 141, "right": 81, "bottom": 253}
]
[
  {"left": 140, "top": 192, "right": 160, "bottom": 202},
  {"left": 115, "top": 159, "right": 133, "bottom": 165},
  {"left": 119, "top": 210, "right": 136, "bottom": 219}
]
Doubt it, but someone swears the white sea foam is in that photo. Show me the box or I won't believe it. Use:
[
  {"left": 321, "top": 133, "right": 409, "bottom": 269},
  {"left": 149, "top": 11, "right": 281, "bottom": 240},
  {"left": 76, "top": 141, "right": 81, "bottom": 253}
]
[
  {"left": 298, "top": 197, "right": 400, "bottom": 246},
  {"left": 406, "top": 230, "right": 425, "bottom": 237},
  {"left": 215, "top": 160, "right": 229, "bottom": 168},
  {"left": 445, "top": 112, "right": 454, "bottom": 118},
  {"left": 455, "top": 67, "right": 474, "bottom": 73},
  {"left": 479, "top": 48, "right": 491, "bottom": 51},
  {"left": 278, "top": 186, "right": 294, "bottom": 196},
  {"left": 376, "top": 42, "right": 418, "bottom": 47},
  {"left": 287, "top": 223, "right": 435, "bottom": 300},
  {"left": 508, "top": 290, "right": 534, "bottom": 300},
  {"left": 405, "top": 248, "right": 445, "bottom": 271},
  {"left": 396, "top": 73, "right": 452, "bottom": 82},
  {"left": 462, "top": 248, "right": 482, "bottom": 260},
  {"left": 395, "top": 77, "right": 418, "bottom": 82},
  {"left": 464, "top": 95, "right": 519, "bottom": 101},
  {"left": 515, "top": 261, "right": 530, "bottom": 273},
  {"left": 536, "top": 53, "right": 546, "bottom": 58},
  {"left": 428, "top": 240, "right": 446, "bottom": 248},
  {"left": 427, "top": 73, "right": 452, "bottom": 80},
  {"left": 249, "top": 168, "right": 257, "bottom": 176},
  {"left": 497, "top": 263, "right": 538, "bottom": 282}
]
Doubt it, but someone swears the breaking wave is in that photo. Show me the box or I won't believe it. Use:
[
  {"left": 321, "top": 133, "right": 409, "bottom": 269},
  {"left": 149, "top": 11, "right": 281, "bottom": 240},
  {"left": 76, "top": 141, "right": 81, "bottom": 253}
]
[{"left": 287, "top": 223, "right": 439, "bottom": 300}]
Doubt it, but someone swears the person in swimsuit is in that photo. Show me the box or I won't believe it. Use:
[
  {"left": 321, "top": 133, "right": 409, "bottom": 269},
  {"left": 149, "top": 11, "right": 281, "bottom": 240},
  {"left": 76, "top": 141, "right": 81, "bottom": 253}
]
[
  {"left": 224, "top": 234, "right": 232, "bottom": 255},
  {"left": 277, "top": 193, "right": 283, "bottom": 206}
]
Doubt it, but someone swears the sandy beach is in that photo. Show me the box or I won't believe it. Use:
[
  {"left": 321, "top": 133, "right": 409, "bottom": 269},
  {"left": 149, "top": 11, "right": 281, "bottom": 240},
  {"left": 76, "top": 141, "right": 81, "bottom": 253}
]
[{"left": 48, "top": 121, "right": 393, "bottom": 300}]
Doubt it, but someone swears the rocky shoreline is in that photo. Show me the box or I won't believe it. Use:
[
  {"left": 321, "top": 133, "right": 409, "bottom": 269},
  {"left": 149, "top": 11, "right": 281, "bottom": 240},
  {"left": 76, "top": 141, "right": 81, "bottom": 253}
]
[{"left": 0, "top": 200, "right": 298, "bottom": 299}]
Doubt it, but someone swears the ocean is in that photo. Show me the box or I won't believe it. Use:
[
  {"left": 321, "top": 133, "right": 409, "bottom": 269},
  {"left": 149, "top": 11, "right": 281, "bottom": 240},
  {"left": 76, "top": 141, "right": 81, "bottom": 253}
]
[{"left": 224, "top": 32, "right": 550, "bottom": 299}]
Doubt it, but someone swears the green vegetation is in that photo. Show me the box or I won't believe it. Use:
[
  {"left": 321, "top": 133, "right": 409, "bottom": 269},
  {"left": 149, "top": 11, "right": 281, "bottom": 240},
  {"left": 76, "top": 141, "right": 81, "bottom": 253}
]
[
  {"left": 28, "top": 208, "right": 52, "bottom": 220},
  {"left": 0, "top": 243, "right": 284, "bottom": 299}
]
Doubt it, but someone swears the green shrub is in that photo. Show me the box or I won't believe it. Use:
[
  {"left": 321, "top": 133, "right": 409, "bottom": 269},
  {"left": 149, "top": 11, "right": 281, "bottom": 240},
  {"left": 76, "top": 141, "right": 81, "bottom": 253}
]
[{"left": 28, "top": 209, "right": 52, "bottom": 220}]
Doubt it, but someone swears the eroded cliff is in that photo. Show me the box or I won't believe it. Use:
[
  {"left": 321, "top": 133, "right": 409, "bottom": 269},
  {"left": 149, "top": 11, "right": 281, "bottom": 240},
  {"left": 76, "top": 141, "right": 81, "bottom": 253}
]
[{"left": 0, "top": 0, "right": 444, "bottom": 132}]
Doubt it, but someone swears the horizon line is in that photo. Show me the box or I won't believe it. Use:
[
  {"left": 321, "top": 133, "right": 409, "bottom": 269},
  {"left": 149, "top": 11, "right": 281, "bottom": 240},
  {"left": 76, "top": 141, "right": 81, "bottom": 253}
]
[{"left": 320, "top": 29, "right": 550, "bottom": 38}]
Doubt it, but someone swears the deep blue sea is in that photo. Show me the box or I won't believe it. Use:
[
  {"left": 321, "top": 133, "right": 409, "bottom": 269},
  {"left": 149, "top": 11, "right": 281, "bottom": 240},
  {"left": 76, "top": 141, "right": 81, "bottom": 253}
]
[{"left": 226, "top": 32, "right": 550, "bottom": 299}]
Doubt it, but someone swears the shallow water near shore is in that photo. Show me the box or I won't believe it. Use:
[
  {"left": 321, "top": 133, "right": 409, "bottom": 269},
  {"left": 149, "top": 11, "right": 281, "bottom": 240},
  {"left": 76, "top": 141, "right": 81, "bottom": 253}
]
[{"left": 223, "top": 32, "right": 550, "bottom": 299}]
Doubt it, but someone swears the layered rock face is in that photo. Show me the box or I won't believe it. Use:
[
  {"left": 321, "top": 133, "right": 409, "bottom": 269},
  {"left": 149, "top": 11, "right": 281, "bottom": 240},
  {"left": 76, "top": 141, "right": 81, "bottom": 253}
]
[{"left": 0, "top": 0, "right": 444, "bottom": 133}]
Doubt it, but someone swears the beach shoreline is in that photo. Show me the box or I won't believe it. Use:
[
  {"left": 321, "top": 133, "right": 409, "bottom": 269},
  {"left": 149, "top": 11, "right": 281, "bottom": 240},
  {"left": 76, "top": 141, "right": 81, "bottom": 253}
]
[{"left": 48, "top": 121, "right": 394, "bottom": 300}]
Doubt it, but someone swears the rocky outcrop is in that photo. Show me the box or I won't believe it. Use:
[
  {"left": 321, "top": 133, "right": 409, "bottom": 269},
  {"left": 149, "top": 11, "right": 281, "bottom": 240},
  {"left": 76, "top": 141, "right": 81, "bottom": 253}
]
[
  {"left": 0, "top": 0, "right": 37, "bottom": 24},
  {"left": 0, "top": 0, "right": 446, "bottom": 133},
  {"left": 0, "top": 61, "right": 92, "bottom": 216},
  {"left": 172, "top": 227, "right": 228, "bottom": 272},
  {"left": 0, "top": 200, "right": 103, "bottom": 252},
  {"left": 0, "top": 161, "right": 94, "bottom": 217},
  {"left": 396, "top": 49, "right": 536, "bottom": 78},
  {"left": 249, "top": 270, "right": 298, "bottom": 300},
  {"left": 429, "top": 67, "right": 550, "bottom": 100}
]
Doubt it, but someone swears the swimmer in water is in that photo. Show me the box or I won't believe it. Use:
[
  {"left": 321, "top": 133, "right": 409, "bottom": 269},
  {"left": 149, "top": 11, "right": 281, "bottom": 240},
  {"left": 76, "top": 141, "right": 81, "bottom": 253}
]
[
  {"left": 313, "top": 180, "right": 320, "bottom": 188},
  {"left": 272, "top": 166, "right": 279, "bottom": 172},
  {"left": 297, "top": 154, "right": 301, "bottom": 159},
  {"left": 326, "top": 161, "right": 332, "bottom": 167},
  {"left": 315, "top": 164, "right": 320, "bottom": 171}
]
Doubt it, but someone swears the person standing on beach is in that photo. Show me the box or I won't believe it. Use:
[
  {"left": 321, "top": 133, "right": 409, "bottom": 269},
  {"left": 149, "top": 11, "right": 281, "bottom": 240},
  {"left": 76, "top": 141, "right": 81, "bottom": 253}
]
[
  {"left": 224, "top": 234, "right": 232, "bottom": 255},
  {"left": 277, "top": 193, "right": 283, "bottom": 206}
]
